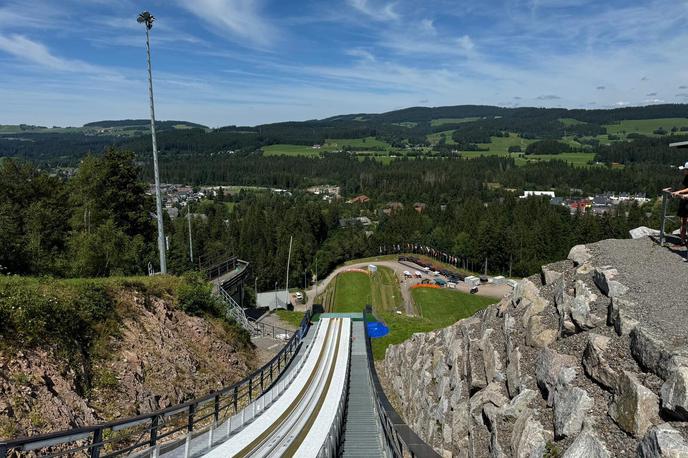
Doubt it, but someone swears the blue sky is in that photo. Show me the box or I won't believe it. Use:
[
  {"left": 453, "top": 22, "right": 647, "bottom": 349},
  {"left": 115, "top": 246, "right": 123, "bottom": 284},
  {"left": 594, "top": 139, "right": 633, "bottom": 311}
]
[{"left": 1, "top": 0, "right": 688, "bottom": 127}]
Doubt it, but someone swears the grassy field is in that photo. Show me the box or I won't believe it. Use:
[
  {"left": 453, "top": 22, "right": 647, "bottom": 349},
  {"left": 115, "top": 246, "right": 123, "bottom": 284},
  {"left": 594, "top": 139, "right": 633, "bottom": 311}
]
[
  {"left": 515, "top": 152, "right": 596, "bottom": 167},
  {"left": 332, "top": 272, "right": 372, "bottom": 313},
  {"left": 274, "top": 310, "right": 305, "bottom": 328},
  {"left": 426, "top": 129, "right": 457, "bottom": 145},
  {"left": 559, "top": 118, "right": 588, "bottom": 126},
  {"left": 263, "top": 136, "right": 393, "bottom": 157},
  {"left": 317, "top": 261, "right": 497, "bottom": 359},
  {"left": 604, "top": 118, "right": 688, "bottom": 138},
  {"left": 430, "top": 117, "right": 481, "bottom": 127},
  {"left": 262, "top": 144, "right": 323, "bottom": 157},
  {"left": 371, "top": 289, "right": 495, "bottom": 360},
  {"left": 327, "top": 137, "right": 392, "bottom": 150},
  {"left": 371, "top": 266, "right": 403, "bottom": 313}
]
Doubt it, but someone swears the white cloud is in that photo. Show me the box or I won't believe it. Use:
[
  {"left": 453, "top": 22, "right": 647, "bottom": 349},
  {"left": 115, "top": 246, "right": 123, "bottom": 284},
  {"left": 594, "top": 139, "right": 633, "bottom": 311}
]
[
  {"left": 347, "top": 0, "right": 399, "bottom": 21},
  {"left": 0, "top": 33, "right": 118, "bottom": 77},
  {"left": 346, "top": 48, "right": 376, "bottom": 62},
  {"left": 420, "top": 18, "right": 435, "bottom": 34},
  {"left": 174, "top": 0, "right": 274, "bottom": 47},
  {"left": 457, "top": 35, "right": 475, "bottom": 52}
]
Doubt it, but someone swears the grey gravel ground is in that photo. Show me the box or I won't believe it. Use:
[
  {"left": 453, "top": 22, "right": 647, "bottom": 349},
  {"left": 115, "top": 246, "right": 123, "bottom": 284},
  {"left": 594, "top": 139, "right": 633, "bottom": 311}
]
[{"left": 588, "top": 237, "right": 688, "bottom": 348}]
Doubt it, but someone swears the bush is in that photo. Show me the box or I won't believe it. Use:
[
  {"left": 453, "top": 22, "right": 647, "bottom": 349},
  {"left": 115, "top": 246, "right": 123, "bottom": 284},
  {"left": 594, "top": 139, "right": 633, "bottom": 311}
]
[
  {"left": 176, "top": 272, "right": 221, "bottom": 316},
  {"left": 0, "top": 278, "right": 115, "bottom": 351}
]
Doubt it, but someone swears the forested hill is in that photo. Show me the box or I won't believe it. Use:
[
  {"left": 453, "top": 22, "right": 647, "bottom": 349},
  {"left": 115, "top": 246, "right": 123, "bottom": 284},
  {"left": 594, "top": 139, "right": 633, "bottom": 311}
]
[
  {"left": 3, "top": 103, "right": 688, "bottom": 165},
  {"left": 326, "top": 103, "right": 688, "bottom": 124},
  {"left": 83, "top": 119, "right": 208, "bottom": 130}
]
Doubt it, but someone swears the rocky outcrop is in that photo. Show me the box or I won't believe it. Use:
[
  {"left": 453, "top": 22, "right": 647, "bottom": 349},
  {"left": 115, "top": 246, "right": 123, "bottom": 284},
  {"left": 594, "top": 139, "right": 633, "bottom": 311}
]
[
  {"left": 0, "top": 289, "right": 255, "bottom": 439},
  {"left": 382, "top": 237, "right": 688, "bottom": 457}
]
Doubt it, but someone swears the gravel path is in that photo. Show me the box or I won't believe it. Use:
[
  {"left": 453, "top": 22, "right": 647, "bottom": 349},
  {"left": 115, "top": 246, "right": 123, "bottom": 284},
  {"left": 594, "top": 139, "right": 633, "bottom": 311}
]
[{"left": 589, "top": 237, "right": 688, "bottom": 347}]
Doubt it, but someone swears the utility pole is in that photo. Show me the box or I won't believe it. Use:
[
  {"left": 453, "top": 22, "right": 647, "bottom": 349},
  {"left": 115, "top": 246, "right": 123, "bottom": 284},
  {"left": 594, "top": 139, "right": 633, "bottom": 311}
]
[
  {"left": 314, "top": 257, "right": 318, "bottom": 300},
  {"left": 187, "top": 204, "right": 193, "bottom": 263},
  {"left": 138, "top": 11, "right": 166, "bottom": 273},
  {"left": 285, "top": 236, "right": 293, "bottom": 305}
]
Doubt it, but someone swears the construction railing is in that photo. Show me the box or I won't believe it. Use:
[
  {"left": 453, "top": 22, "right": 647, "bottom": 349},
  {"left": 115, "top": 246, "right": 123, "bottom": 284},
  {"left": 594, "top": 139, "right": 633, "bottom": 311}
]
[
  {"left": 0, "top": 310, "right": 312, "bottom": 458},
  {"left": 363, "top": 306, "right": 440, "bottom": 458}
]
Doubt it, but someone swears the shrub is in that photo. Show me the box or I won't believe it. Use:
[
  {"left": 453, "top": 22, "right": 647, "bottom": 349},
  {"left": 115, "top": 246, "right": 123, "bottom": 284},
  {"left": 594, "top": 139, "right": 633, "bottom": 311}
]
[{"left": 176, "top": 272, "right": 221, "bottom": 316}]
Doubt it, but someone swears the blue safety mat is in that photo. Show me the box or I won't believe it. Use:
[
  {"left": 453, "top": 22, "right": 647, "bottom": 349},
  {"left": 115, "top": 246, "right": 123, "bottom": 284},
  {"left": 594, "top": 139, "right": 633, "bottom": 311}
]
[{"left": 366, "top": 321, "right": 389, "bottom": 338}]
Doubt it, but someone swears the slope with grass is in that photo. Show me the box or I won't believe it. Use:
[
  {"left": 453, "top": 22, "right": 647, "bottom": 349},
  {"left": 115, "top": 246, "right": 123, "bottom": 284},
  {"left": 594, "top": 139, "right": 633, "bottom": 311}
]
[
  {"left": 371, "top": 289, "right": 495, "bottom": 360},
  {"left": 0, "top": 275, "right": 255, "bottom": 439},
  {"left": 331, "top": 271, "right": 372, "bottom": 313}
]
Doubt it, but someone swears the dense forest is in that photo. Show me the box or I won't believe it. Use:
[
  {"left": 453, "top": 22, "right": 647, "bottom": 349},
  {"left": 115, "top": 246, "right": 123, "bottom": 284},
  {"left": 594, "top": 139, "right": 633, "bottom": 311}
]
[
  {"left": 1, "top": 151, "right": 673, "bottom": 289},
  {"left": 150, "top": 153, "right": 680, "bottom": 200}
]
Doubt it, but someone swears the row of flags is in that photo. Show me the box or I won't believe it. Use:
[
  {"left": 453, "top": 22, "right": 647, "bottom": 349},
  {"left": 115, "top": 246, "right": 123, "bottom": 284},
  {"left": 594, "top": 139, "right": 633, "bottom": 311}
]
[{"left": 378, "top": 243, "right": 463, "bottom": 266}]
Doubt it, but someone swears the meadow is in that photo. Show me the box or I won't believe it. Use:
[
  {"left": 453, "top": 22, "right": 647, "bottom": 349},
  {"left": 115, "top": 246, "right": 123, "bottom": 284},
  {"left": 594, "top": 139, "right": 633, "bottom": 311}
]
[
  {"left": 371, "top": 288, "right": 495, "bottom": 359},
  {"left": 262, "top": 136, "right": 393, "bottom": 157},
  {"left": 430, "top": 117, "right": 481, "bottom": 127}
]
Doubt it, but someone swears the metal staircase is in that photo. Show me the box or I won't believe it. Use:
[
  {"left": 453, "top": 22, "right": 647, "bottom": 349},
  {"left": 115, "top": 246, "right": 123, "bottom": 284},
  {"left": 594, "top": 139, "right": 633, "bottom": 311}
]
[{"left": 216, "top": 284, "right": 257, "bottom": 333}]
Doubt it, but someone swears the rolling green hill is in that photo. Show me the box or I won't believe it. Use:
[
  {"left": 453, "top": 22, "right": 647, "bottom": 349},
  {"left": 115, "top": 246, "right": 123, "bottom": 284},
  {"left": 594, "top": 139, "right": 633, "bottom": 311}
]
[{"left": 3, "top": 104, "right": 688, "bottom": 167}]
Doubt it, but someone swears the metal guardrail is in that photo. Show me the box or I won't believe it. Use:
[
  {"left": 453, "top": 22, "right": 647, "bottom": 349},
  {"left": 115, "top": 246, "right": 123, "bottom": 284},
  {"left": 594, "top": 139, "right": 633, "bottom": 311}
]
[
  {"left": 204, "top": 257, "right": 249, "bottom": 289},
  {"left": 363, "top": 306, "right": 441, "bottom": 458},
  {"left": 249, "top": 318, "right": 294, "bottom": 341},
  {"left": 0, "top": 311, "right": 312, "bottom": 458}
]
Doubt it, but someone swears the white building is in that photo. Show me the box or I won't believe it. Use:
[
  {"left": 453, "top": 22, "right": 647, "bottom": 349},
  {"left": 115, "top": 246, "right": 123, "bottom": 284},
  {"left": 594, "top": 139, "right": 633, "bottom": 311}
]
[{"left": 520, "top": 191, "right": 556, "bottom": 199}]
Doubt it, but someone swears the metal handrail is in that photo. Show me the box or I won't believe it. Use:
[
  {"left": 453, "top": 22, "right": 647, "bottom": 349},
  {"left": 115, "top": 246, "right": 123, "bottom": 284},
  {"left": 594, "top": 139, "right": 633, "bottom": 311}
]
[
  {"left": 0, "top": 310, "right": 312, "bottom": 458},
  {"left": 205, "top": 258, "right": 249, "bottom": 286},
  {"left": 660, "top": 189, "right": 682, "bottom": 246},
  {"left": 363, "top": 306, "right": 441, "bottom": 458},
  {"left": 249, "top": 318, "right": 294, "bottom": 341},
  {"left": 216, "top": 283, "right": 255, "bottom": 332}
]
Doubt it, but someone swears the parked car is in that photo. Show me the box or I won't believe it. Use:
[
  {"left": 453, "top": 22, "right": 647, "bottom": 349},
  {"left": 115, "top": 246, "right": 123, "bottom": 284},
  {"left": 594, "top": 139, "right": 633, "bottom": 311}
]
[
  {"left": 295, "top": 292, "right": 304, "bottom": 302},
  {"left": 470, "top": 286, "right": 479, "bottom": 294}
]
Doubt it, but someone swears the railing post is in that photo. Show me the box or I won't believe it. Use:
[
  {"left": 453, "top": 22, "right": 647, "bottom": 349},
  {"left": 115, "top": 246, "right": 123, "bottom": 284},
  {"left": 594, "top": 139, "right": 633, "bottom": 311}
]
[
  {"left": 214, "top": 395, "right": 220, "bottom": 423},
  {"left": 149, "top": 415, "right": 159, "bottom": 447},
  {"left": 0, "top": 445, "right": 7, "bottom": 458},
  {"left": 90, "top": 428, "right": 102, "bottom": 458},
  {"left": 188, "top": 404, "right": 196, "bottom": 432},
  {"left": 248, "top": 377, "right": 253, "bottom": 402},
  {"left": 233, "top": 386, "right": 239, "bottom": 414},
  {"left": 660, "top": 191, "right": 670, "bottom": 246},
  {"left": 260, "top": 369, "right": 264, "bottom": 394}
]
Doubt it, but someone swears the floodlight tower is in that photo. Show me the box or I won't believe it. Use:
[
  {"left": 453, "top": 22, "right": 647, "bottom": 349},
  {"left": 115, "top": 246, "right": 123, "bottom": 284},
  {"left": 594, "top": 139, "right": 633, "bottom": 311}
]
[{"left": 138, "top": 11, "right": 167, "bottom": 273}]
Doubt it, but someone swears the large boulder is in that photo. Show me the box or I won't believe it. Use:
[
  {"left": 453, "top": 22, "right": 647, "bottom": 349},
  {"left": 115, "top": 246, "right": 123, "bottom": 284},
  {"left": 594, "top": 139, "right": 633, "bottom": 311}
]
[
  {"left": 562, "top": 427, "right": 610, "bottom": 458},
  {"left": 630, "top": 327, "right": 685, "bottom": 380},
  {"left": 593, "top": 266, "right": 629, "bottom": 298},
  {"left": 608, "top": 297, "right": 639, "bottom": 337},
  {"left": 570, "top": 280, "right": 603, "bottom": 331},
  {"left": 582, "top": 333, "right": 619, "bottom": 392},
  {"left": 526, "top": 316, "right": 557, "bottom": 348},
  {"left": 536, "top": 348, "right": 577, "bottom": 406},
  {"left": 568, "top": 244, "right": 592, "bottom": 266},
  {"left": 637, "top": 423, "right": 688, "bottom": 457},
  {"left": 629, "top": 226, "right": 661, "bottom": 240},
  {"left": 660, "top": 367, "right": 688, "bottom": 420},
  {"left": 553, "top": 386, "right": 593, "bottom": 438},
  {"left": 510, "top": 409, "right": 551, "bottom": 458},
  {"left": 608, "top": 371, "right": 660, "bottom": 437}
]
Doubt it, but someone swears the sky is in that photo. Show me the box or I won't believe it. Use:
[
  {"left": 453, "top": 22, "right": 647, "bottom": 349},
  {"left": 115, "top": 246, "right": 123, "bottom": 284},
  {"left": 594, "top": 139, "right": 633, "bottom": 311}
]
[{"left": 2, "top": 0, "right": 688, "bottom": 127}]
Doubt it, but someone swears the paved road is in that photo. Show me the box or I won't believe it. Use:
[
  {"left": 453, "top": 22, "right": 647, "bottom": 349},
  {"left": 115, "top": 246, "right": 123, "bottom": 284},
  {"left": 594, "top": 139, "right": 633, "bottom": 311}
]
[{"left": 297, "top": 259, "right": 512, "bottom": 316}]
